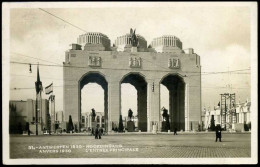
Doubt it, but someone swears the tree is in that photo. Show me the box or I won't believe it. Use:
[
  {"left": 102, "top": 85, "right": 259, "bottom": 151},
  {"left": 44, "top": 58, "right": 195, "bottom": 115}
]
[
  {"left": 68, "top": 115, "right": 74, "bottom": 132},
  {"left": 119, "top": 115, "right": 124, "bottom": 132},
  {"left": 210, "top": 115, "right": 215, "bottom": 131}
]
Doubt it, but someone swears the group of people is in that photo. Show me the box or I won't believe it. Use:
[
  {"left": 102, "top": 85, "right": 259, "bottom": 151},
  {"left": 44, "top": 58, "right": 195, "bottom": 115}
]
[{"left": 92, "top": 126, "right": 103, "bottom": 139}]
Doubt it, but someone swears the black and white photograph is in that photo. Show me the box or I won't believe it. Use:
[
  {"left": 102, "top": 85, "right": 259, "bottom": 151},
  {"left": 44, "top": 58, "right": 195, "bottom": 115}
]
[{"left": 2, "top": 2, "right": 258, "bottom": 165}]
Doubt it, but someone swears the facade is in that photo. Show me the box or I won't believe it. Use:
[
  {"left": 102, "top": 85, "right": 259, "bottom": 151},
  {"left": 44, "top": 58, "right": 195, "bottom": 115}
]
[
  {"left": 9, "top": 99, "right": 49, "bottom": 133},
  {"left": 81, "top": 112, "right": 105, "bottom": 129},
  {"left": 63, "top": 31, "right": 201, "bottom": 133},
  {"left": 204, "top": 100, "right": 251, "bottom": 131}
]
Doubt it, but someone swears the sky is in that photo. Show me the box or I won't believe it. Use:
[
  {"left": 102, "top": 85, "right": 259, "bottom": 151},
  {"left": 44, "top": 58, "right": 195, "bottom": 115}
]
[{"left": 8, "top": 3, "right": 252, "bottom": 117}]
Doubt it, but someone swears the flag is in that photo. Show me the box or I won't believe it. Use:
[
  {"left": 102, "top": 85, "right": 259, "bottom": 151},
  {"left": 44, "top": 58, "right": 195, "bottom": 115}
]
[
  {"left": 35, "top": 64, "right": 43, "bottom": 94},
  {"left": 45, "top": 83, "right": 53, "bottom": 95}
]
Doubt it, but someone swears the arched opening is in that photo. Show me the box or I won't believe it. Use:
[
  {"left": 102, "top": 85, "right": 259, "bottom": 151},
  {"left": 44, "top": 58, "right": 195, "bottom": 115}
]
[
  {"left": 160, "top": 74, "right": 185, "bottom": 132},
  {"left": 120, "top": 73, "right": 147, "bottom": 132},
  {"left": 121, "top": 84, "right": 137, "bottom": 131},
  {"left": 79, "top": 72, "right": 108, "bottom": 132}
]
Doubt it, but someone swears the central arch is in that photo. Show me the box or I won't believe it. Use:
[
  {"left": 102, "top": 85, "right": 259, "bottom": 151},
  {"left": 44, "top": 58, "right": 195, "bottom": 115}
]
[
  {"left": 160, "top": 74, "right": 185, "bottom": 131},
  {"left": 78, "top": 72, "right": 108, "bottom": 132},
  {"left": 120, "top": 72, "right": 147, "bottom": 132}
]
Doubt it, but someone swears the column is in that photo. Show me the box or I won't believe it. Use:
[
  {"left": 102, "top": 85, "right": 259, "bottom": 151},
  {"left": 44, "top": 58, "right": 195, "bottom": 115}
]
[
  {"left": 84, "top": 115, "right": 87, "bottom": 128},
  {"left": 241, "top": 112, "right": 244, "bottom": 124},
  {"left": 147, "top": 80, "right": 160, "bottom": 132},
  {"left": 185, "top": 83, "right": 189, "bottom": 131},
  {"left": 108, "top": 80, "right": 120, "bottom": 132}
]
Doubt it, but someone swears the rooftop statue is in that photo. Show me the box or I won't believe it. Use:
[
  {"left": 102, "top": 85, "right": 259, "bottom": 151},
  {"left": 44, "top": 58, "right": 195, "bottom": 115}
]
[{"left": 130, "top": 28, "right": 138, "bottom": 47}]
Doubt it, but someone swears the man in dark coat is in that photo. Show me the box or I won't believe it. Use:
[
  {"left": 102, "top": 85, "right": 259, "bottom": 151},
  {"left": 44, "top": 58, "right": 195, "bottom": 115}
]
[
  {"left": 215, "top": 125, "right": 222, "bottom": 142},
  {"left": 95, "top": 126, "right": 99, "bottom": 139},
  {"left": 98, "top": 127, "right": 102, "bottom": 139}
]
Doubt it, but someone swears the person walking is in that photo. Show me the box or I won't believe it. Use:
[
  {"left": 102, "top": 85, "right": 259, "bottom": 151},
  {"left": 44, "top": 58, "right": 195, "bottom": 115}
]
[
  {"left": 95, "top": 126, "right": 99, "bottom": 139},
  {"left": 174, "top": 128, "right": 177, "bottom": 135},
  {"left": 98, "top": 127, "right": 102, "bottom": 139},
  {"left": 215, "top": 125, "right": 222, "bottom": 142}
]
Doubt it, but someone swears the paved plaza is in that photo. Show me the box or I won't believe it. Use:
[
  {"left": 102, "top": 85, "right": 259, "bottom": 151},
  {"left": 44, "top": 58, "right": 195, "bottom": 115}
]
[{"left": 9, "top": 133, "right": 251, "bottom": 158}]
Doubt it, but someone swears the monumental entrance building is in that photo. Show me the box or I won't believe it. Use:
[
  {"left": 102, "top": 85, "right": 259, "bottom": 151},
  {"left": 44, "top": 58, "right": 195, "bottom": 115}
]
[{"left": 63, "top": 31, "right": 201, "bottom": 132}]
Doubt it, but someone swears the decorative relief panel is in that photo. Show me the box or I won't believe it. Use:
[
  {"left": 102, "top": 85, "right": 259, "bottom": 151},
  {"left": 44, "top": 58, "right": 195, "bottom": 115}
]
[
  {"left": 168, "top": 58, "right": 180, "bottom": 69},
  {"left": 88, "top": 56, "right": 101, "bottom": 67},
  {"left": 129, "top": 57, "right": 142, "bottom": 68}
]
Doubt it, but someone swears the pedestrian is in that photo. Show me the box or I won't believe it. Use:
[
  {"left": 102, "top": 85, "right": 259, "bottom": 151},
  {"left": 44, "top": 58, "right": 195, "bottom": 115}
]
[
  {"left": 28, "top": 129, "right": 30, "bottom": 136},
  {"left": 98, "top": 127, "right": 102, "bottom": 139},
  {"left": 215, "top": 125, "right": 222, "bottom": 142},
  {"left": 95, "top": 126, "right": 99, "bottom": 139},
  {"left": 174, "top": 128, "right": 177, "bottom": 135}
]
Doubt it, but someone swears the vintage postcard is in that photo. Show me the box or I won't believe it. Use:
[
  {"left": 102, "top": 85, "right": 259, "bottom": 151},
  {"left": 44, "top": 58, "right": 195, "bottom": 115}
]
[{"left": 2, "top": 2, "right": 258, "bottom": 165}]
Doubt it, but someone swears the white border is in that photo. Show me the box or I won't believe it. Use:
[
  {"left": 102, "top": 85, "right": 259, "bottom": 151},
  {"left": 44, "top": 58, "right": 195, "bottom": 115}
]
[{"left": 2, "top": 2, "right": 258, "bottom": 165}]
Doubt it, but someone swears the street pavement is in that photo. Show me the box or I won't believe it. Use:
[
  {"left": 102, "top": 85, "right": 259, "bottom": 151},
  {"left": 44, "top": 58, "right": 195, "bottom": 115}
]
[{"left": 9, "top": 133, "right": 250, "bottom": 158}]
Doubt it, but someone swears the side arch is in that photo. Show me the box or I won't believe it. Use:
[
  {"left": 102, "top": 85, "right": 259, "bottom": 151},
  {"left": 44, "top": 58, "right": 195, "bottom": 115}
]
[
  {"left": 78, "top": 71, "right": 108, "bottom": 132},
  {"left": 120, "top": 72, "right": 148, "bottom": 132}
]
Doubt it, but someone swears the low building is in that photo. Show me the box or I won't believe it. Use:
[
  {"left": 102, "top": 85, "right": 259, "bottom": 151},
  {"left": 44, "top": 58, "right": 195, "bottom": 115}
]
[
  {"left": 204, "top": 100, "right": 251, "bottom": 131},
  {"left": 9, "top": 99, "right": 49, "bottom": 134},
  {"left": 81, "top": 112, "right": 105, "bottom": 130}
]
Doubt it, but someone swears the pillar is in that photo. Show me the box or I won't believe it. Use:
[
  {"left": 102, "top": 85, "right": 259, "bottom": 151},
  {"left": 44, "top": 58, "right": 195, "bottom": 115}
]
[
  {"left": 108, "top": 80, "right": 120, "bottom": 132},
  {"left": 104, "top": 86, "right": 108, "bottom": 132},
  {"left": 185, "top": 83, "right": 189, "bottom": 131},
  {"left": 84, "top": 115, "right": 87, "bottom": 128},
  {"left": 147, "top": 80, "right": 160, "bottom": 132}
]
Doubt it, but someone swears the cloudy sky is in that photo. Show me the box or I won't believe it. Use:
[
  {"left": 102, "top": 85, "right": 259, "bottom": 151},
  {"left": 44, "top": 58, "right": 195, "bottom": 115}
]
[{"left": 6, "top": 2, "right": 254, "bottom": 117}]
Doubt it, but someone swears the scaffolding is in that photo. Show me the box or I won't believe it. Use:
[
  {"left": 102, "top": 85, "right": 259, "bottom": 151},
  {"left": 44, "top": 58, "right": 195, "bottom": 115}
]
[{"left": 220, "top": 93, "right": 236, "bottom": 130}]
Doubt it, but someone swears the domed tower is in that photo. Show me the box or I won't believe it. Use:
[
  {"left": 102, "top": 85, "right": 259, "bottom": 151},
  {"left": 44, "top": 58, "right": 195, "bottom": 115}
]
[
  {"left": 150, "top": 35, "right": 183, "bottom": 53},
  {"left": 77, "top": 32, "right": 111, "bottom": 51}
]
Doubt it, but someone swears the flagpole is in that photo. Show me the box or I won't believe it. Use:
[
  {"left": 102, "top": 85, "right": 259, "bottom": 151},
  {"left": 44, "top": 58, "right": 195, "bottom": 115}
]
[
  {"left": 35, "top": 63, "right": 39, "bottom": 136},
  {"left": 36, "top": 90, "right": 38, "bottom": 136},
  {"left": 52, "top": 81, "right": 56, "bottom": 133}
]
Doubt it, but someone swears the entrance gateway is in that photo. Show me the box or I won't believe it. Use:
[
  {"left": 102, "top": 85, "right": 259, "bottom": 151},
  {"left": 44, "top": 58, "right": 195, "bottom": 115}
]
[{"left": 63, "top": 31, "right": 201, "bottom": 132}]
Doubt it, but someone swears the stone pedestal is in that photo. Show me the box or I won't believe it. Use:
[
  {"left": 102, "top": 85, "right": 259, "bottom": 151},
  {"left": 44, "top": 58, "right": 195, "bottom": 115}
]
[
  {"left": 161, "top": 121, "right": 170, "bottom": 132},
  {"left": 91, "top": 121, "right": 97, "bottom": 128},
  {"left": 152, "top": 124, "right": 158, "bottom": 134},
  {"left": 127, "top": 121, "right": 135, "bottom": 132},
  {"left": 131, "top": 47, "right": 137, "bottom": 52}
]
